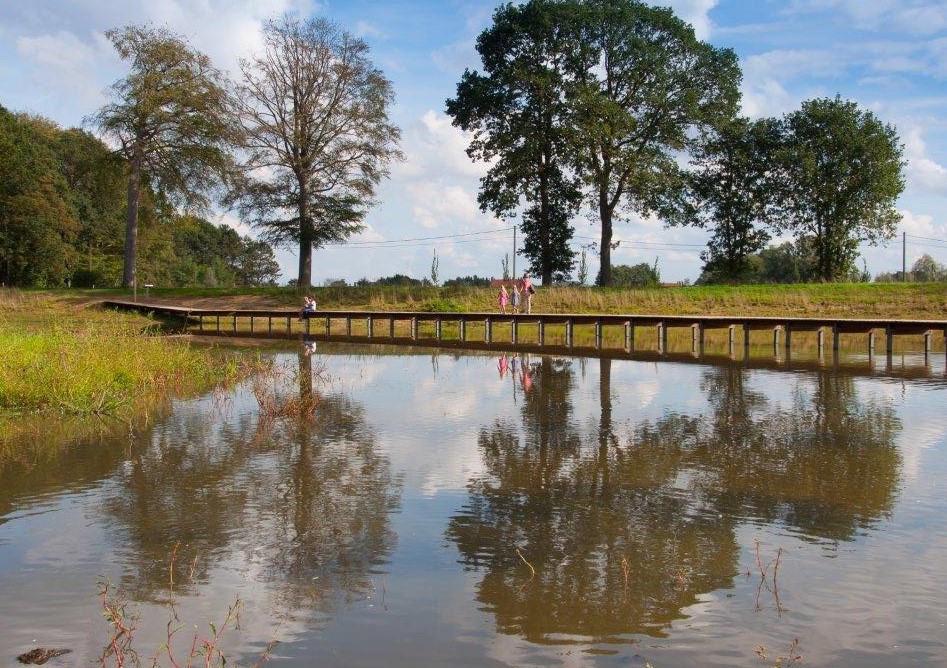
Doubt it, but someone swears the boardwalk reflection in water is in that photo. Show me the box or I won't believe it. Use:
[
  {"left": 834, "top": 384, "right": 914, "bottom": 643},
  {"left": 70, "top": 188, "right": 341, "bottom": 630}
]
[{"left": 0, "top": 343, "right": 943, "bottom": 668}]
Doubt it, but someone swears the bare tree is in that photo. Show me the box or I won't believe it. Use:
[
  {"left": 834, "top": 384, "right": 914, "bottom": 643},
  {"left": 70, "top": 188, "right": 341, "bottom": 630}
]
[{"left": 232, "top": 15, "right": 403, "bottom": 290}]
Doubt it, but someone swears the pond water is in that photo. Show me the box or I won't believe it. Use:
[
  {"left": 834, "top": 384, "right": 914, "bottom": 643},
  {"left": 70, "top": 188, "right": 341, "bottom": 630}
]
[{"left": 1, "top": 341, "right": 946, "bottom": 668}]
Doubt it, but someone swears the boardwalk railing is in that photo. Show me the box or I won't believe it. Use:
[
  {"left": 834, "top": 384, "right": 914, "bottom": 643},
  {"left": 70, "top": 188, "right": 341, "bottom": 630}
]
[{"left": 103, "top": 301, "right": 946, "bottom": 357}]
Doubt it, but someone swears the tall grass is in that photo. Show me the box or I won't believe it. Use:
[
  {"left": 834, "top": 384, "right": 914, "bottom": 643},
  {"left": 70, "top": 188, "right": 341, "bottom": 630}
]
[
  {"left": 0, "top": 289, "right": 243, "bottom": 458},
  {"left": 0, "top": 322, "right": 229, "bottom": 415}
]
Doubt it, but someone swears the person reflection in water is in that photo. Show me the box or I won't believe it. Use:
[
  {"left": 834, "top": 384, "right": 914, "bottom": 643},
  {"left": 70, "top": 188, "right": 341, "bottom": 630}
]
[
  {"left": 498, "top": 353, "right": 509, "bottom": 379},
  {"left": 521, "top": 357, "right": 533, "bottom": 393},
  {"left": 303, "top": 339, "right": 317, "bottom": 356}
]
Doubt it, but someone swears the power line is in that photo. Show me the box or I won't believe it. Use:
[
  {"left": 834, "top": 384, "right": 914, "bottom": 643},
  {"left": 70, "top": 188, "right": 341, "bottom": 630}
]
[
  {"left": 322, "top": 235, "right": 514, "bottom": 250},
  {"left": 906, "top": 234, "right": 947, "bottom": 249},
  {"left": 325, "top": 226, "right": 515, "bottom": 247},
  {"left": 569, "top": 234, "right": 706, "bottom": 249}
]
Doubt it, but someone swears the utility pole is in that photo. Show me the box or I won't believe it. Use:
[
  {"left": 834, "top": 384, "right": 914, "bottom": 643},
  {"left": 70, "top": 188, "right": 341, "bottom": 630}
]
[{"left": 902, "top": 231, "right": 906, "bottom": 282}]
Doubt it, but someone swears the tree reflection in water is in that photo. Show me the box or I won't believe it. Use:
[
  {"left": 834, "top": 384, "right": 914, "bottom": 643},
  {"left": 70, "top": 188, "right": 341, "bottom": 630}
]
[
  {"left": 447, "top": 355, "right": 901, "bottom": 645},
  {"left": 100, "top": 348, "right": 402, "bottom": 617}
]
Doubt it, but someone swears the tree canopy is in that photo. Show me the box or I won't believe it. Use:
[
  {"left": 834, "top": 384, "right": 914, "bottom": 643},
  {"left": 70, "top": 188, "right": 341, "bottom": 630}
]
[
  {"left": 686, "top": 117, "right": 778, "bottom": 283},
  {"left": 89, "top": 23, "right": 241, "bottom": 287},
  {"left": 447, "top": 0, "right": 582, "bottom": 285},
  {"left": 567, "top": 0, "right": 741, "bottom": 285},
  {"left": 232, "top": 15, "right": 403, "bottom": 291},
  {"left": 772, "top": 96, "right": 904, "bottom": 282}
]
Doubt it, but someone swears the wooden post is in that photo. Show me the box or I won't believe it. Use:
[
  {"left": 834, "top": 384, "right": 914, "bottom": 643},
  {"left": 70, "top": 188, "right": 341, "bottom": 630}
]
[
  {"left": 566, "top": 319, "right": 573, "bottom": 347},
  {"left": 595, "top": 319, "right": 602, "bottom": 349},
  {"left": 832, "top": 323, "right": 840, "bottom": 352},
  {"left": 538, "top": 320, "right": 545, "bottom": 345}
]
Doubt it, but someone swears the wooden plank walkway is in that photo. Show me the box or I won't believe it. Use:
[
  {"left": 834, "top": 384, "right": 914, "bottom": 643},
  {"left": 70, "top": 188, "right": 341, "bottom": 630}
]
[{"left": 103, "top": 300, "right": 946, "bottom": 357}]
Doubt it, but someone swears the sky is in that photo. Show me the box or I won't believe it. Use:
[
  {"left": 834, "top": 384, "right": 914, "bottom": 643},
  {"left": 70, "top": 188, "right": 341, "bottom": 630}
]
[{"left": 1, "top": 0, "right": 946, "bottom": 285}]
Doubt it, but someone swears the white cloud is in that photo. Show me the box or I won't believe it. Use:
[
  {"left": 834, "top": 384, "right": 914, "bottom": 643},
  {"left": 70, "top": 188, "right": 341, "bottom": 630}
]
[
  {"left": 430, "top": 38, "right": 477, "bottom": 76},
  {"left": 661, "top": 0, "right": 719, "bottom": 40},
  {"left": 354, "top": 20, "right": 382, "bottom": 39},
  {"left": 407, "top": 182, "right": 481, "bottom": 229},
  {"left": 17, "top": 30, "right": 95, "bottom": 71},
  {"left": 785, "top": 0, "right": 947, "bottom": 36},
  {"left": 397, "top": 110, "right": 486, "bottom": 180},
  {"left": 903, "top": 126, "right": 947, "bottom": 194},
  {"left": 898, "top": 209, "right": 946, "bottom": 238}
]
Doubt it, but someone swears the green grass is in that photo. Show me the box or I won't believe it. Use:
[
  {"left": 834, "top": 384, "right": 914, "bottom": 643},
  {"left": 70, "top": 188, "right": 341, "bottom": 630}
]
[
  {"left": 0, "top": 289, "right": 245, "bottom": 459},
  {"left": 46, "top": 281, "right": 947, "bottom": 319}
]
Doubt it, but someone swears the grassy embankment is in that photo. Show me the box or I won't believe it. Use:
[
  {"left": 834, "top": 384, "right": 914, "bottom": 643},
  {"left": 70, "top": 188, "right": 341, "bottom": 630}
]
[
  {"left": 0, "top": 289, "right": 245, "bottom": 461},
  {"left": 60, "top": 281, "right": 947, "bottom": 319}
]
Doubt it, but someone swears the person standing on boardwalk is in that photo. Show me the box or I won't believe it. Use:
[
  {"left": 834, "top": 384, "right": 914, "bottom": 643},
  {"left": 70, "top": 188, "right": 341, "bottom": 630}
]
[
  {"left": 511, "top": 283, "right": 520, "bottom": 314},
  {"left": 499, "top": 284, "right": 509, "bottom": 313},
  {"left": 521, "top": 273, "right": 535, "bottom": 314}
]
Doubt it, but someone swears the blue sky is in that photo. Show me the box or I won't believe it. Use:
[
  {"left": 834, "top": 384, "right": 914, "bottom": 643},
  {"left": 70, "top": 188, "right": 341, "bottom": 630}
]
[{"left": 1, "top": 0, "right": 945, "bottom": 284}]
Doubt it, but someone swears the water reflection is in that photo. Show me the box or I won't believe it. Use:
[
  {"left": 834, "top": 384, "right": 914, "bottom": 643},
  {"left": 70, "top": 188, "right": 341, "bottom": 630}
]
[
  {"left": 1, "top": 343, "right": 935, "bottom": 668},
  {"left": 100, "top": 348, "right": 402, "bottom": 616},
  {"left": 448, "top": 355, "right": 901, "bottom": 645}
]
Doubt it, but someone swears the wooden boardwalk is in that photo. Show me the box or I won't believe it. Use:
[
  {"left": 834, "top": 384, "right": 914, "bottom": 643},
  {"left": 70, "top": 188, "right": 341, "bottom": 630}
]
[{"left": 103, "top": 300, "right": 946, "bottom": 358}]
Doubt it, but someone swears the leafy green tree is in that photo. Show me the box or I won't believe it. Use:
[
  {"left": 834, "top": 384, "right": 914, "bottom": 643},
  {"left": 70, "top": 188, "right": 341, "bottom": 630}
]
[
  {"left": 567, "top": 0, "right": 741, "bottom": 285},
  {"left": 232, "top": 15, "right": 402, "bottom": 291},
  {"left": 0, "top": 108, "right": 80, "bottom": 286},
  {"left": 446, "top": 0, "right": 581, "bottom": 284},
  {"left": 53, "top": 127, "right": 127, "bottom": 285},
  {"left": 757, "top": 241, "right": 809, "bottom": 284},
  {"left": 773, "top": 96, "right": 905, "bottom": 282},
  {"left": 611, "top": 260, "right": 659, "bottom": 287},
  {"left": 236, "top": 238, "right": 281, "bottom": 286},
  {"left": 911, "top": 254, "right": 946, "bottom": 282},
  {"left": 687, "top": 117, "right": 778, "bottom": 283},
  {"left": 89, "top": 23, "right": 240, "bottom": 288}
]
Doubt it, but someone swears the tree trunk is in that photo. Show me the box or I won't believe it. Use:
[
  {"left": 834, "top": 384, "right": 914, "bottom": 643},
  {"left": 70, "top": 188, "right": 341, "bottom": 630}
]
[
  {"left": 122, "top": 149, "right": 142, "bottom": 288},
  {"left": 297, "top": 178, "right": 313, "bottom": 292},
  {"left": 598, "top": 189, "right": 613, "bottom": 286},
  {"left": 539, "top": 154, "right": 551, "bottom": 285}
]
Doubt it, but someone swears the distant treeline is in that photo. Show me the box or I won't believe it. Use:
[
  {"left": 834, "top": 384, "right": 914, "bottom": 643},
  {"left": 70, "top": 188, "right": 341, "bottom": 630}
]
[{"left": 0, "top": 104, "right": 280, "bottom": 288}]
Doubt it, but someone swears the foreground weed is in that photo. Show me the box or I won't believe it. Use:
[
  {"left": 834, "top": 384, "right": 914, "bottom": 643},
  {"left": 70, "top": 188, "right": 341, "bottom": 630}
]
[
  {"left": 98, "top": 543, "right": 276, "bottom": 668},
  {"left": 751, "top": 540, "right": 785, "bottom": 614},
  {"left": 756, "top": 638, "right": 802, "bottom": 667}
]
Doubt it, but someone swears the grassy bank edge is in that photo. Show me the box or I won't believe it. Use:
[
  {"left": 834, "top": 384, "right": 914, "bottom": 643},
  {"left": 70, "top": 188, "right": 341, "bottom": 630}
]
[
  {"left": 37, "top": 282, "right": 947, "bottom": 319},
  {"left": 0, "top": 291, "right": 249, "bottom": 459}
]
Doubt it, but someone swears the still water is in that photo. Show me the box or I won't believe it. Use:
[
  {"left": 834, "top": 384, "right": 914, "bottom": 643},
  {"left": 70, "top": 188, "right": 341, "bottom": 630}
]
[{"left": 1, "top": 342, "right": 946, "bottom": 667}]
